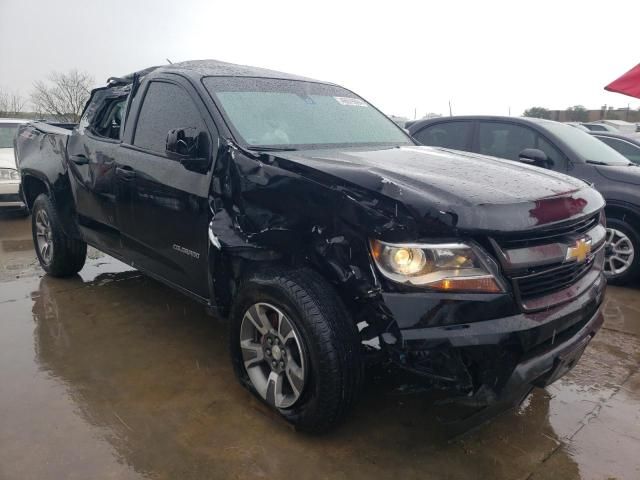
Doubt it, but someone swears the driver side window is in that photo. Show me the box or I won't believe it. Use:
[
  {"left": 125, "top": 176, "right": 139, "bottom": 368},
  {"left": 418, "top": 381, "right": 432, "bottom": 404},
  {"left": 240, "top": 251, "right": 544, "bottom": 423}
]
[
  {"left": 133, "top": 81, "right": 206, "bottom": 156},
  {"left": 536, "top": 135, "right": 568, "bottom": 171},
  {"left": 477, "top": 122, "right": 536, "bottom": 160}
]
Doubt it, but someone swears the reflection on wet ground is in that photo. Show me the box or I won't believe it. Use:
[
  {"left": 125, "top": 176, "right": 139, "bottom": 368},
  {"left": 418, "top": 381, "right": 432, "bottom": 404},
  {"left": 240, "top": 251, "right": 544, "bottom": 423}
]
[{"left": 1, "top": 214, "right": 639, "bottom": 480}]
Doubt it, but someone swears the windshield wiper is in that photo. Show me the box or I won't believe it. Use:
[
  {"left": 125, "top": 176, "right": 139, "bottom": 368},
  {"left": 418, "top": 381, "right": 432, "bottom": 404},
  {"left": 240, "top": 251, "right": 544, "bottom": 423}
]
[
  {"left": 586, "top": 160, "right": 634, "bottom": 166},
  {"left": 246, "top": 145, "right": 298, "bottom": 152}
]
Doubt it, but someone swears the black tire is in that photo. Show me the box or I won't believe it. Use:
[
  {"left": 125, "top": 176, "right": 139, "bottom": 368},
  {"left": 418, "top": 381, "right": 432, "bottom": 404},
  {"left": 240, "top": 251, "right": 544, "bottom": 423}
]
[
  {"left": 229, "top": 267, "right": 363, "bottom": 433},
  {"left": 31, "top": 193, "right": 87, "bottom": 277},
  {"left": 605, "top": 217, "right": 640, "bottom": 285}
]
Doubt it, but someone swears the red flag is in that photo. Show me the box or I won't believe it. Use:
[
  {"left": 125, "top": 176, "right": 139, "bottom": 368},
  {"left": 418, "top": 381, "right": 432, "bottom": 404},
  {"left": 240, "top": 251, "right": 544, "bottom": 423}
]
[{"left": 605, "top": 63, "right": 640, "bottom": 99}]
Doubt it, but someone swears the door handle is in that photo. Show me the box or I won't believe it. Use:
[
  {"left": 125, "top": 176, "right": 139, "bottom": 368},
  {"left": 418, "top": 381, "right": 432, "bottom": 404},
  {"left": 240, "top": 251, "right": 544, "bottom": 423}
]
[
  {"left": 70, "top": 154, "right": 89, "bottom": 165},
  {"left": 115, "top": 166, "right": 136, "bottom": 180}
]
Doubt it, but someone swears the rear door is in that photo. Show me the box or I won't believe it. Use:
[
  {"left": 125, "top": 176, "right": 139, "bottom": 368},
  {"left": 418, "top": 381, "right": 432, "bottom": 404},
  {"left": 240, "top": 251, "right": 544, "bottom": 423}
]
[
  {"left": 67, "top": 91, "right": 128, "bottom": 250},
  {"left": 116, "top": 77, "right": 217, "bottom": 299}
]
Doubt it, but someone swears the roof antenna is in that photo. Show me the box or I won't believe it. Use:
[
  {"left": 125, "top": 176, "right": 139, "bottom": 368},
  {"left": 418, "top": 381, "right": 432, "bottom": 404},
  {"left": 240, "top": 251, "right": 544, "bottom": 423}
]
[{"left": 166, "top": 58, "right": 173, "bottom": 65}]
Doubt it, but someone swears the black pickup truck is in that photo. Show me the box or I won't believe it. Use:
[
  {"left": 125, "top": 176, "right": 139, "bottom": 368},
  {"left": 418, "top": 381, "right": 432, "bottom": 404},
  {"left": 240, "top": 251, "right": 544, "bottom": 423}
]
[{"left": 15, "top": 60, "right": 606, "bottom": 433}]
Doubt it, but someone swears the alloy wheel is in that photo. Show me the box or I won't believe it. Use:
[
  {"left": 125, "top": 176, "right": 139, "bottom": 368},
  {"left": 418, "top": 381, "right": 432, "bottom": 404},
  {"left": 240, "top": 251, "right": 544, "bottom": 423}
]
[
  {"left": 35, "top": 210, "right": 54, "bottom": 265},
  {"left": 239, "top": 302, "right": 307, "bottom": 409},
  {"left": 604, "top": 227, "right": 635, "bottom": 277}
]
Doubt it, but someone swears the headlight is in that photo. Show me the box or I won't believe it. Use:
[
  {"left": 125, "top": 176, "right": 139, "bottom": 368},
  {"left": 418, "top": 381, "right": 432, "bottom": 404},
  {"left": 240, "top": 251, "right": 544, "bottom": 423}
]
[
  {"left": 0, "top": 168, "right": 20, "bottom": 181},
  {"left": 369, "top": 239, "right": 503, "bottom": 293}
]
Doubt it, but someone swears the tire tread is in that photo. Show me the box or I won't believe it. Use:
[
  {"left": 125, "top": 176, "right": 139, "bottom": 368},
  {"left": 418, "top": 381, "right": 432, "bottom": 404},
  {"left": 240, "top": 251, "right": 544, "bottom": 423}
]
[{"left": 230, "top": 266, "right": 363, "bottom": 433}]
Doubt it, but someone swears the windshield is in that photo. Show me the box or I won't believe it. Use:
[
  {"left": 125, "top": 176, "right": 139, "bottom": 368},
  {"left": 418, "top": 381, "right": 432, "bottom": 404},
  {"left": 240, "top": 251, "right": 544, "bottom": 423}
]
[
  {"left": 542, "top": 121, "right": 631, "bottom": 166},
  {"left": 0, "top": 124, "right": 19, "bottom": 149},
  {"left": 203, "top": 77, "right": 411, "bottom": 149}
]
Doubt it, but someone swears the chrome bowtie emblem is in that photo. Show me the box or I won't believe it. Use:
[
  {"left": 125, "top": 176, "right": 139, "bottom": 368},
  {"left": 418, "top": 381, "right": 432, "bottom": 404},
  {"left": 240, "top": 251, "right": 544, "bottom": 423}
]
[{"left": 566, "top": 238, "right": 592, "bottom": 263}]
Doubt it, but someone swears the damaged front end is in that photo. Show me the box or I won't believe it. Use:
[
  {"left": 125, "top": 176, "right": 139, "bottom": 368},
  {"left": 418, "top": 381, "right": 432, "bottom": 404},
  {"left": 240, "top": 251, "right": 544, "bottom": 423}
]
[
  {"left": 377, "top": 218, "right": 606, "bottom": 427},
  {"left": 200, "top": 75, "right": 607, "bottom": 427},
  {"left": 206, "top": 140, "right": 606, "bottom": 428}
]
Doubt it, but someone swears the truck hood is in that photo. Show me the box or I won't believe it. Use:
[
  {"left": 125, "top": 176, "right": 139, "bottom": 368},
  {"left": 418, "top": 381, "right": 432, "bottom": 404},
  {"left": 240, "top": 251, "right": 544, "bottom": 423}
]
[
  {"left": 595, "top": 164, "right": 640, "bottom": 186},
  {"left": 0, "top": 148, "right": 17, "bottom": 170},
  {"left": 271, "top": 146, "right": 604, "bottom": 234}
]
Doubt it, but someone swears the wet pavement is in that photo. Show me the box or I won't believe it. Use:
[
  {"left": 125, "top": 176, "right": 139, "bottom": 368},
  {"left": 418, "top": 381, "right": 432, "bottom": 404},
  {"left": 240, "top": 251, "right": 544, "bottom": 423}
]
[{"left": 1, "top": 212, "right": 639, "bottom": 480}]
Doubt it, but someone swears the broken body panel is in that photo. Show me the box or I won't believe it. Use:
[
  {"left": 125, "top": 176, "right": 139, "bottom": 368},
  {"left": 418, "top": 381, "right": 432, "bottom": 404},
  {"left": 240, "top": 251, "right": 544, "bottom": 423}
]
[{"left": 15, "top": 60, "right": 607, "bottom": 425}]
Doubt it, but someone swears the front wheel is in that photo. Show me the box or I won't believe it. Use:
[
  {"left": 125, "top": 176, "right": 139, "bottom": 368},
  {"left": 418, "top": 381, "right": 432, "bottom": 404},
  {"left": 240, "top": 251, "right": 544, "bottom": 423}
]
[
  {"left": 31, "top": 193, "right": 87, "bottom": 277},
  {"left": 229, "top": 267, "right": 363, "bottom": 433},
  {"left": 604, "top": 218, "right": 640, "bottom": 285}
]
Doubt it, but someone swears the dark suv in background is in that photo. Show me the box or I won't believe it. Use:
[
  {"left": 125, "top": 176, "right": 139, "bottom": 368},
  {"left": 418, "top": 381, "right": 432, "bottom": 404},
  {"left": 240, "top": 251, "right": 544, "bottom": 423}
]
[{"left": 408, "top": 116, "right": 640, "bottom": 284}]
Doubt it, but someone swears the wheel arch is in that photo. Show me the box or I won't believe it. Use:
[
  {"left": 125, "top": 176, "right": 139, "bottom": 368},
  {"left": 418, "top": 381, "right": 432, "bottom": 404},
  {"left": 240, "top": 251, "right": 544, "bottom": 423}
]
[
  {"left": 605, "top": 201, "right": 640, "bottom": 230},
  {"left": 208, "top": 247, "right": 322, "bottom": 318},
  {"left": 21, "top": 171, "right": 82, "bottom": 239},
  {"left": 21, "top": 173, "right": 50, "bottom": 210}
]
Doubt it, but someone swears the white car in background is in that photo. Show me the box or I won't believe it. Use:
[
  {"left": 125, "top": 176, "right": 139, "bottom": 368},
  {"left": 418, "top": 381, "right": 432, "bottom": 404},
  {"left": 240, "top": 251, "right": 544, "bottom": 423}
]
[
  {"left": 583, "top": 120, "right": 638, "bottom": 135},
  {"left": 0, "top": 118, "right": 29, "bottom": 213}
]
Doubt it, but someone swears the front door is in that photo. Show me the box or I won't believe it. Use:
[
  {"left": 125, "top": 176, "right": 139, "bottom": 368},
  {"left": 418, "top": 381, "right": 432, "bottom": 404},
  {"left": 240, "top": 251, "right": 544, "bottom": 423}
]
[
  {"left": 474, "top": 121, "right": 569, "bottom": 172},
  {"left": 116, "top": 79, "right": 215, "bottom": 299}
]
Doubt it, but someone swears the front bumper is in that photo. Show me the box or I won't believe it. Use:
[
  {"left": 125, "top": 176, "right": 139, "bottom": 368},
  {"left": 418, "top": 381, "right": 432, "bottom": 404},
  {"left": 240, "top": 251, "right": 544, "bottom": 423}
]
[
  {"left": 0, "top": 182, "right": 25, "bottom": 208},
  {"left": 449, "top": 304, "right": 603, "bottom": 432},
  {"left": 379, "top": 267, "right": 606, "bottom": 429}
]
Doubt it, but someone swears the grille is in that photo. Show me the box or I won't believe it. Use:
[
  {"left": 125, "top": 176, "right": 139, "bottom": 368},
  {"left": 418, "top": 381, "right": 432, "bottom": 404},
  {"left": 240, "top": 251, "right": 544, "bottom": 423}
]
[
  {"left": 513, "top": 258, "right": 594, "bottom": 300},
  {"left": 495, "top": 213, "right": 600, "bottom": 249}
]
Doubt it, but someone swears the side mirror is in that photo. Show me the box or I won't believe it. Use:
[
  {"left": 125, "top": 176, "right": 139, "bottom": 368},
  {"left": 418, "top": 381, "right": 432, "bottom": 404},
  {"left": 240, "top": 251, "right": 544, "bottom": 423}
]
[
  {"left": 519, "top": 148, "right": 553, "bottom": 169},
  {"left": 166, "top": 127, "right": 210, "bottom": 172}
]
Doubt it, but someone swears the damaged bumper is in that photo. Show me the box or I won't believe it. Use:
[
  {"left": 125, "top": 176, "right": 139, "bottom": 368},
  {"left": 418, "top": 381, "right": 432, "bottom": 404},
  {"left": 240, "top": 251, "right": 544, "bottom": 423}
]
[{"left": 380, "top": 265, "right": 606, "bottom": 427}]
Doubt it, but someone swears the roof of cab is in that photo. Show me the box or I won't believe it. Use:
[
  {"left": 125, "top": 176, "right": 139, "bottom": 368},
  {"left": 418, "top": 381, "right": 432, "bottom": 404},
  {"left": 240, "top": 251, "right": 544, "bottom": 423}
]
[
  {"left": 407, "top": 115, "right": 564, "bottom": 133},
  {"left": 110, "top": 59, "right": 324, "bottom": 86}
]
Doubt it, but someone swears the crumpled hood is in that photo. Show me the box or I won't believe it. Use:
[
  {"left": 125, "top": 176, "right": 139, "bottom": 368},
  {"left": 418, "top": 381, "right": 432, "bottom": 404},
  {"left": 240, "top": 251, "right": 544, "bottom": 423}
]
[
  {"left": 595, "top": 164, "right": 640, "bottom": 186},
  {"left": 272, "top": 145, "right": 604, "bottom": 234},
  {"left": 0, "top": 148, "right": 17, "bottom": 170}
]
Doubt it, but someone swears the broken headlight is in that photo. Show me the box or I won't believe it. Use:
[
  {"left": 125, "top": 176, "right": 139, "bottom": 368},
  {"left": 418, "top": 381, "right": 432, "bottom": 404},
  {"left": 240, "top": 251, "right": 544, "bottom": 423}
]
[
  {"left": 0, "top": 168, "right": 20, "bottom": 182},
  {"left": 369, "top": 239, "right": 503, "bottom": 293}
]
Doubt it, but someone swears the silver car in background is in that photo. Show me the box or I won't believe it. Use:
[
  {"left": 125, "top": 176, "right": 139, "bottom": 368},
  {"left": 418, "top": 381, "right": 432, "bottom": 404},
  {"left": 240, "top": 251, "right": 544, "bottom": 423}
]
[{"left": 0, "top": 118, "right": 28, "bottom": 213}]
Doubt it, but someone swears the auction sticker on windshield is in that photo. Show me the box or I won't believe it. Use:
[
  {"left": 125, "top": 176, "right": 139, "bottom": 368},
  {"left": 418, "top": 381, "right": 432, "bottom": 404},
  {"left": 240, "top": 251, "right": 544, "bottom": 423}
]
[{"left": 334, "top": 96, "right": 368, "bottom": 107}]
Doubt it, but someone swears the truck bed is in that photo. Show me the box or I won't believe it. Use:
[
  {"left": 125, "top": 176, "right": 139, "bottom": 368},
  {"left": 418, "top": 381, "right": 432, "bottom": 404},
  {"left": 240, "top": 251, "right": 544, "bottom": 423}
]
[{"left": 15, "top": 121, "right": 75, "bottom": 171}]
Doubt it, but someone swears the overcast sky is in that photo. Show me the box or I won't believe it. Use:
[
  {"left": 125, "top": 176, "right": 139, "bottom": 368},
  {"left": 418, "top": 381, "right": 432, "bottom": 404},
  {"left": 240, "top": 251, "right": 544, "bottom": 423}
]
[{"left": 1, "top": 0, "right": 639, "bottom": 119}]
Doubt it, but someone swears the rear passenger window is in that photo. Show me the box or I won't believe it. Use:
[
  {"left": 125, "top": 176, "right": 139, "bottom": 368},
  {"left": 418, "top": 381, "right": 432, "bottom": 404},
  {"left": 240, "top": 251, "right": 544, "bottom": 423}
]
[
  {"left": 477, "top": 122, "right": 536, "bottom": 160},
  {"left": 93, "top": 98, "right": 127, "bottom": 140},
  {"left": 413, "top": 122, "right": 473, "bottom": 151},
  {"left": 134, "top": 82, "right": 205, "bottom": 154}
]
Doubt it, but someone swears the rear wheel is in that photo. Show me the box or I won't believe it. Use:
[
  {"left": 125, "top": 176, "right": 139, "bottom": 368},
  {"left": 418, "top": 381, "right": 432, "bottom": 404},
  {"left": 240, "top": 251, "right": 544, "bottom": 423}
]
[
  {"left": 31, "top": 193, "right": 87, "bottom": 277},
  {"left": 230, "top": 267, "right": 363, "bottom": 433},
  {"left": 604, "top": 217, "right": 640, "bottom": 285}
]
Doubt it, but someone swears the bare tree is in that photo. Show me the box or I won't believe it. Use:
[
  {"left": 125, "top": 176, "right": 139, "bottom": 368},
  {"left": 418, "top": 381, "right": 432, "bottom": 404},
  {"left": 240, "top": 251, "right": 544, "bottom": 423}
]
[
  {"left": 0, "top": 89, "right": 27, "bottom": 116},
  {"left": 30, "top": 70, "right": 93, "bottom": 122}
]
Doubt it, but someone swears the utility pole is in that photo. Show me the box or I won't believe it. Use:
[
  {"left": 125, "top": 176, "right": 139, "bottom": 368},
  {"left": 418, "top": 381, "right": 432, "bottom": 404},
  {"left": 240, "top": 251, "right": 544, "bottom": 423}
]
[{"left": 448, "top": 100, "right": 452, "bottom": 117}]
